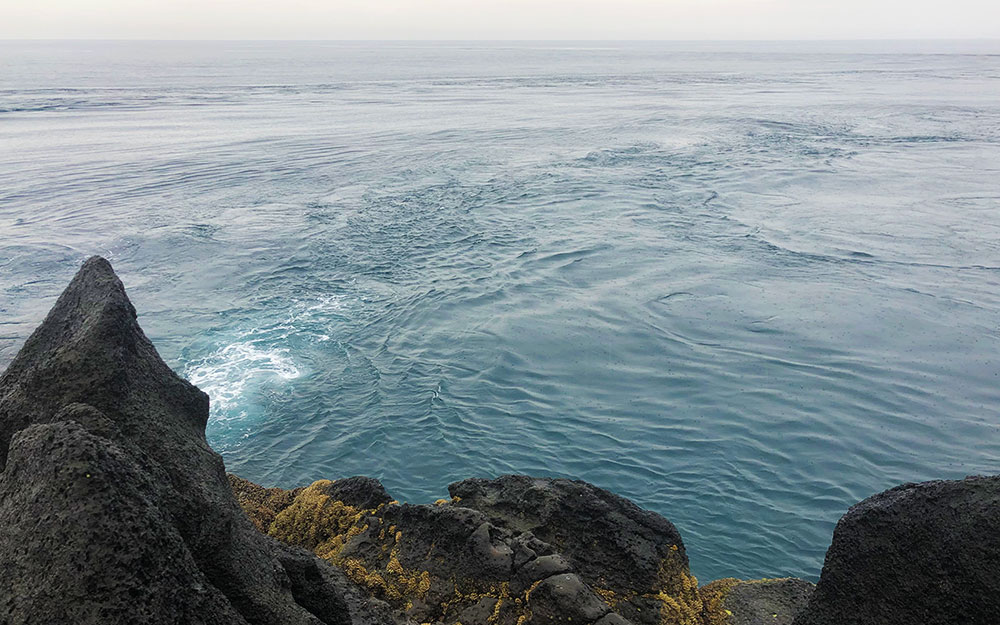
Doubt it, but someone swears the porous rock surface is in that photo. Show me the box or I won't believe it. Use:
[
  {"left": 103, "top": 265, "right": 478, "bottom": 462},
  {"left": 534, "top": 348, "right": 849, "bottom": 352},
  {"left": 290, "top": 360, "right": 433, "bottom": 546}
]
[
  {"left": 792, "top": 476, "right": 1000, "bottom": 625},
  {"left": 700, "top": 578, "right": 814, "bottom": 625},
  {"left": 0, "top": 257, "right": 394, "bottom": 625}
]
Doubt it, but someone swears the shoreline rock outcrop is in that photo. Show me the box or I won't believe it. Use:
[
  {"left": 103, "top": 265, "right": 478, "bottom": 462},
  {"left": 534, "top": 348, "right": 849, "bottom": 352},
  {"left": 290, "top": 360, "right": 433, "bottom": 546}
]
[
  {"left": 231, "top": 474, "right": 707, "bottom": 625},
  {"left": 2, "top": 256, "right": 996, "bottom": 625},
  {"left": 0, "top": 257, "right": 394, "bottom": 625},
  {"left": 792, "top": 476, "right": 1000, "bottom": 625}
]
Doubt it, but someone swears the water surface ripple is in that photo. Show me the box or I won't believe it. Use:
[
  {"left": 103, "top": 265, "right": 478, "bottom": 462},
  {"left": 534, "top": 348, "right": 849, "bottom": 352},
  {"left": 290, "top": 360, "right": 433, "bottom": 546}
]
[{"left": 2, "top": 41, "right": 999, "bottom": 582}]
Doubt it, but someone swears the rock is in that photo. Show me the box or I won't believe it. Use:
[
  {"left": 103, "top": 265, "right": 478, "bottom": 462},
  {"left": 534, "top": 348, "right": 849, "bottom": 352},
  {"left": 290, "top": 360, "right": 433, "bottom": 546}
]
[
  {"left": 516, "top": 554, "right": 573, "bottom": 587},
  {"left": 0, "top": 257, "right": 391, "bottom": 625},
  {"left": 792, "top": 476, "right": 1000, "bottom": 625},
  {"left": 318, "top": 476, "right": 394, "bottom": 510},
  {"left": 449, "top": 475, "right": 698, "bottom": 625},
  {"left": 229, "top": 473, "right": 303, "bottom": 532},
  {"left": 594, "top": 614, "right": 633, "bottom": 625},
  {"left": 0, "top": 421, "right": 243, "bottom": 625},
  {"left": 526, "top": 573, "right": 611, "bottom": 625},
  {"left": 275, "top": 542, "right": 398, "bottom": 625},
  {"left": 242, "top": 472, "right": 709, "bottom": 625},
  {"left": 700, "top": 578, "right": 813, "bottom": 625}
]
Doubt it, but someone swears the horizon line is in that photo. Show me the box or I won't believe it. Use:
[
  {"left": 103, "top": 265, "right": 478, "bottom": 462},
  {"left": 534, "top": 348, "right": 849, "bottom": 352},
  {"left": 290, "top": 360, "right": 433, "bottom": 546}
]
[{"left": 3, "top": 37, "right": 1000, "bottom": 42}]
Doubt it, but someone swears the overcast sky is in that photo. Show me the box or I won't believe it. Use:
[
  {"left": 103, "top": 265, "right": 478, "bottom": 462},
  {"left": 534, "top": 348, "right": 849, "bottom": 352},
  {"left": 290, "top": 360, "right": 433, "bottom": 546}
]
[{"left": 3, "top": 0, "right": 999, "bottom": 40}]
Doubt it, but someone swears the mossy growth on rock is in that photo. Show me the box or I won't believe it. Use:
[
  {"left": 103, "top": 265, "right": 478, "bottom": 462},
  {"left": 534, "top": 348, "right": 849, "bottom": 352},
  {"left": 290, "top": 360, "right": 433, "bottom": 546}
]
[
  {"left": 228, "top": 474, "right": 302, "bottom": 532},
  {"left": 698, "top": 578, "right": 742, "bottom": 625},
  {"left": 269, "top": 480, "right": 373, "bottom": 558},
  {"left": 265, "top": 479, "right": 433, "bottom": 607},
  {"left": 587, "top": 550, "right": 703, "bottom": 625},
  {"left": 653, "top": 557, "right": 704, "bottom": 625}
]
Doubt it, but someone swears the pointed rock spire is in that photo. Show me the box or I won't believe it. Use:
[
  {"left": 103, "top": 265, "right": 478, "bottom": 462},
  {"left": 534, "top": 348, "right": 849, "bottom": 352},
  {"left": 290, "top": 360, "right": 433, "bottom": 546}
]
[
  {"left": 0, "top": 256, "right": 208, "bottom": 468},
  {"left": 0, "top": 257, "right": 388, "bottom": 625}
]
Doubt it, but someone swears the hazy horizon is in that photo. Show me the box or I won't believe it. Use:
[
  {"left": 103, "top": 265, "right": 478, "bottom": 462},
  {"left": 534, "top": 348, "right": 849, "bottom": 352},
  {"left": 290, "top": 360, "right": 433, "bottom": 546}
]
[
  {"left": 3, "top": 0, "right": 999, "bottom": 41},
  {"left": 4, "top": 37, "right": 1000, "bottom": 42}
]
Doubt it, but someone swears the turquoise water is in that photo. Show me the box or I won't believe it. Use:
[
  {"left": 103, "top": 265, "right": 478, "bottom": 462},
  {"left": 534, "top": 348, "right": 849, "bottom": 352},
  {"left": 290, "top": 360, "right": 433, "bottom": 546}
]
[{"left": 2, "top": 41, "right": 1000, "bottom": 583}]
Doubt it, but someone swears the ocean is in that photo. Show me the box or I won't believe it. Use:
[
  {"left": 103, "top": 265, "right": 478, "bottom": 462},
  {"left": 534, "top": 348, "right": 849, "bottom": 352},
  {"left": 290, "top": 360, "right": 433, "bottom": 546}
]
[{"left": 1, "top": 40, "right": 999, "bottom": 582}]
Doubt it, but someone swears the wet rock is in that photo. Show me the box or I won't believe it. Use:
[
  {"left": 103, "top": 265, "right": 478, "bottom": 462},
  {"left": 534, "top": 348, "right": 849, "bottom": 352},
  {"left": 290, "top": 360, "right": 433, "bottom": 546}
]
[
  {"left": 0, "top": 257, "right": 391, "bottom": 625},
  {"left": 793, "top": 476, "right": 1000, "bottom": 625}
]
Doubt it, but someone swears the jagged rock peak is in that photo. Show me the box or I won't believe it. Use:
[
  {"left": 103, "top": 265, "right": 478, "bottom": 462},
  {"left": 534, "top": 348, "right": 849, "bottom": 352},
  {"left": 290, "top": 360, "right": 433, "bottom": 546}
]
[
  {"left": 0, "top": 256, "right": 393, "bottom": 625},
  {"left": 0, "top": 256, "right": 208, "bottom": 468}
]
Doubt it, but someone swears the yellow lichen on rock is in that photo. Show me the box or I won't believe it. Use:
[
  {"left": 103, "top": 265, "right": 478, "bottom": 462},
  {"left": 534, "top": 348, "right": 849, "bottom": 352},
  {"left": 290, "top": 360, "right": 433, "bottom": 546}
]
[
  {"left": 227, "top": 474, "right": 302, "bottom": 533},
  {"left": 592, "top": 586, "right": 623, "bottom": 607},
  {"left": 438, "top": 580, "right": 524, "bottom": 625},
  {"left": 267, "top": 480, "right": 371, "bottom": 559},
  {"left": 649, "top": 555, "right": 704, "bottom": 625},
  {"left": 698, "top": 578, "right": 742, "bottom": 625},
  {"left": 266, "top": 480, "right": 432, "bottom": 606}
]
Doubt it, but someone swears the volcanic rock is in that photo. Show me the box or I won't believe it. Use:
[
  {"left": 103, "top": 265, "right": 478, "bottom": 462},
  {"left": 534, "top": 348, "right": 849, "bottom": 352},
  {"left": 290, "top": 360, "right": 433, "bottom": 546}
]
[
  {"left": 0, "top": 257, "right": 392, "bottom": 625},
  {"left": 792, "top": 476, "right": 1000, "bottom": 625}
]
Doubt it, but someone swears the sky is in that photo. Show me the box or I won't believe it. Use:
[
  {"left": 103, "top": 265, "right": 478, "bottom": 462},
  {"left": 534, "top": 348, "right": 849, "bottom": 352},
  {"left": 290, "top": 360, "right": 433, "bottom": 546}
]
[{"left": 2, "top": 0, "right": 999, "bottom": 40}]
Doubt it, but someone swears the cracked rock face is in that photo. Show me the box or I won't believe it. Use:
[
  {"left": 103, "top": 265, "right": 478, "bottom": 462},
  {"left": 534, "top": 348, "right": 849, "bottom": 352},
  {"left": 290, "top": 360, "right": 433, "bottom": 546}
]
[
  {"left": 792, "top": 476, "right": 1000, "bottom": 625},
  {"left": 0, "top": 257, "right": 393, "bottom": 625},
  {"left": 450, "top": 475, "right": 695, "bottom": 625}
]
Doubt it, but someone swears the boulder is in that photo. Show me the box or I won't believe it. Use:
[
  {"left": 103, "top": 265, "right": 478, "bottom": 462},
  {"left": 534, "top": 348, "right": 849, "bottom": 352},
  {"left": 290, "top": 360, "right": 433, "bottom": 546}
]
[
  {"left": 793, "top": 476, "right": 1000, "bottom": 625},
  {"left": 0, "top": 421, "right": 243, "bottom": 624}
]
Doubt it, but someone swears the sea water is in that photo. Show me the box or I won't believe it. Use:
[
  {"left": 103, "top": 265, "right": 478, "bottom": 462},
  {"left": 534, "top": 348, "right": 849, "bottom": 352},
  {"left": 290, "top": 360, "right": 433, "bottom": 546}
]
[{"left": 2, "top": 40, "right": 999, "bottom": 582}]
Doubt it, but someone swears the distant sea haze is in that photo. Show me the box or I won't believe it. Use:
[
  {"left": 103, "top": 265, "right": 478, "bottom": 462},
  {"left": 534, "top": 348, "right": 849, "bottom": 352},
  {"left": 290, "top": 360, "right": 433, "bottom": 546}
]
[{"left": 1, "top": 40, "right": 999, "bottom": 583}]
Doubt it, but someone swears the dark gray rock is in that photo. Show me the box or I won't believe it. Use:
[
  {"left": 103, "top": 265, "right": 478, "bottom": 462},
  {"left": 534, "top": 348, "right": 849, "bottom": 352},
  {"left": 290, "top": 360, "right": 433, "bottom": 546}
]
[
  {"left": 793, "top": 476, "right": 1000, "bottom": 625},
  {"left": 516, "top": 554, "right": 573, "bottom": 588},
  {"left": 593, "top": 613, "right": 632, "bottom": 625},
  {"left": 318, "top": 476, "right": 393, "bottom": 510},
  {"left": 0, "top": 257, "right": 392, "bottom": 625},
  {"left": 0, "top": 421, "right": 244, "bottom": 625},
  {"left": 276, "top": 543, "right": 398, "bottom": 625},
  {"left": 526, "top": 573, "right": 611, "bottom": 625},
  {"left": 712, "top": 578, "right": 814, "bottom": 625},
  {"left": 449, "top": 475, "right": 693, "bottom": 625}
]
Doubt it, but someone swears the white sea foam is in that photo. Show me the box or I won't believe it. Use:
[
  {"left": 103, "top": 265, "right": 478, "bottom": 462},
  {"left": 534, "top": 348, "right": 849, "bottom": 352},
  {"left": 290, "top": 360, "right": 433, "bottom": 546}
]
[
  {"left": 185, "top": 341, "right": 301, "bottom": 422},
  {"left": 182, "top": 295, "right": 349, "bottom": 422}
]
